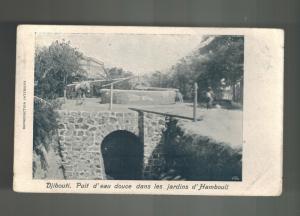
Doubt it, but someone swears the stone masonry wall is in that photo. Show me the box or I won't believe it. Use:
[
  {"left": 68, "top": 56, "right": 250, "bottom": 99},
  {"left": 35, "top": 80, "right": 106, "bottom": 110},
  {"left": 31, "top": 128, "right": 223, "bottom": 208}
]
[
  {"left": 56, "top": 109, "right": 242, "bottom": 181},
  {"left": 56, "top": 110, "right": 139, "bottom": 180},
  {"left": 141, "top": 113, "right": 167, "bottom": 179}
]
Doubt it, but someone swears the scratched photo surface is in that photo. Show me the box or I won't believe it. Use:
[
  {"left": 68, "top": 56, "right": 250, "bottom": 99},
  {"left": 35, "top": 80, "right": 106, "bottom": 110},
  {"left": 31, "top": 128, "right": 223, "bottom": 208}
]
[{"left": 32, "top": 32, "right": 244, "bottom": 181}]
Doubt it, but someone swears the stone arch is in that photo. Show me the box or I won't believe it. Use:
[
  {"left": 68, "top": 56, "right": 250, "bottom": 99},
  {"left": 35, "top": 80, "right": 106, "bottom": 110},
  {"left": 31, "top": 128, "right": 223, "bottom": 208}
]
[{"left": 101, "top": 130, "right": 143, "bottom": 180}]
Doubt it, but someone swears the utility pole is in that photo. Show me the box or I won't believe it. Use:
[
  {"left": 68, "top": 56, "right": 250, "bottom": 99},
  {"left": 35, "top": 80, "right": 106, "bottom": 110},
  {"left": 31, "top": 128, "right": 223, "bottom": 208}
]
[{"left": 193, "top": 82, "right": 198, "bottom": 122}]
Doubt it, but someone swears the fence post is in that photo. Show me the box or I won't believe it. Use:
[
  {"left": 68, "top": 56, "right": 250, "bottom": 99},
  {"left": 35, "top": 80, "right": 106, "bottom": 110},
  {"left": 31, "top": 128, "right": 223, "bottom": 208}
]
[
  {"left": 109, "top": 83, "right": 113, "bottom": 110},
  {"left": 63, "top": 88, "right": 66, "bottom": 103},
  {"left": 193, "top": 82, "right": 198, "bottom": 122}
]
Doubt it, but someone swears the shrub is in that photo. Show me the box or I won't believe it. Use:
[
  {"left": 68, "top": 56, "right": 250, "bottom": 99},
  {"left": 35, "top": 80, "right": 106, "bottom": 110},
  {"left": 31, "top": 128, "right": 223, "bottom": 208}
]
[{"left": 33, "top": 97, "right": 58, "bottom": 174}]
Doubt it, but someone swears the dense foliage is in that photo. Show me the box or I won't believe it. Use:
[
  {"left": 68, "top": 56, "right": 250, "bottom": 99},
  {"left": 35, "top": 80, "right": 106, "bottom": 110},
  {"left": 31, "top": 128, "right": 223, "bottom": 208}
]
[
  {"left": 33, "top": 97, "right": 59, "bottom": 173},
  {"left": 145, "top": 36, "right": 244, "bottom": 102},
  {"left": 165, "top": 119, "right": 242, "bottom": 181},
  {"left": 35, "top": 40, "right": 87, "bottom": 99},
  {"left": 33, "top": 98, "right": 58, "bottom": 147},
  {"left": 106, "top": 67, "right": 134, "bottom": 89}
]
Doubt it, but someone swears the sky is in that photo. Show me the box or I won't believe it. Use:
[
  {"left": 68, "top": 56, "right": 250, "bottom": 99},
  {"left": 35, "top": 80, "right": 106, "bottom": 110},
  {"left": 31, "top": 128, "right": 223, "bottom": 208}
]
[{"left": 35, "top": 33, "right": 204, "bottom": 75}]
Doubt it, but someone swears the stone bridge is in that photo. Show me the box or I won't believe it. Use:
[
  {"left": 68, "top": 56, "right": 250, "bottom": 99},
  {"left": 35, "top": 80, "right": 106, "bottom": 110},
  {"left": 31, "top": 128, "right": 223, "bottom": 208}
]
[{"left": 56, "top": 110, "right": 167, "bottom": 180}]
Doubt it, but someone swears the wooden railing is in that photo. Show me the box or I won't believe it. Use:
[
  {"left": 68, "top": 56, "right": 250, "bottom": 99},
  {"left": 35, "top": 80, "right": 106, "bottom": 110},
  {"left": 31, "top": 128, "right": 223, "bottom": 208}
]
[{"left": 128, "top": 107, "right": 202, "bottom": 121}]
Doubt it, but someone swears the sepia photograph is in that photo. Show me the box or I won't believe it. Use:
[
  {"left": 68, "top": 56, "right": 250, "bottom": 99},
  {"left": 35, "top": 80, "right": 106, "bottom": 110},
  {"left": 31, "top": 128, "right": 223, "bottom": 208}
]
[
  {"left": 32, "top": 32, "right": 244, "bottom": 181},
  {"left": 14, "top": 26, "right": 283, "bottom": 195}
]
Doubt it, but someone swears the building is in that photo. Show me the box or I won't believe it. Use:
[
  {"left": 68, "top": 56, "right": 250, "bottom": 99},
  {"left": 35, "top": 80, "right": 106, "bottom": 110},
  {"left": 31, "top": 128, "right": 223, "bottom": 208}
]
[{"left": 79, "top": 56, "right": 109, "bottom": 80}]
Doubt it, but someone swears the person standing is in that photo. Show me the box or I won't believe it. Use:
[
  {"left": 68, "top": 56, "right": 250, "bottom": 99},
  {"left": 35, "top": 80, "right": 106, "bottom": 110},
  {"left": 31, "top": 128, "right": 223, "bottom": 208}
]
[
  {"left": 206, "top": 87, "right": 215, "bottom": 109},
  {"left": 175, "top": 89, "right": 184, "bottom": 103}
]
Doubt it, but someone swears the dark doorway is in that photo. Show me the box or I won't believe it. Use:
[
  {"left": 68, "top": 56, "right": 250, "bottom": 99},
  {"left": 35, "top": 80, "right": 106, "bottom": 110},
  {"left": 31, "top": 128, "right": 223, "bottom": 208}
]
[{"left": 101, "top": 130, "right": 143, "bottom": 180}]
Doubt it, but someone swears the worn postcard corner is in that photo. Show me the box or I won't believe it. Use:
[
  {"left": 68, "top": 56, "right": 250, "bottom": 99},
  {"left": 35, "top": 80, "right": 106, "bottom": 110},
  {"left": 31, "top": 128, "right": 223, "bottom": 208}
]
[{"left": 14, "top": 25, "right": 284, "bottom": 196}]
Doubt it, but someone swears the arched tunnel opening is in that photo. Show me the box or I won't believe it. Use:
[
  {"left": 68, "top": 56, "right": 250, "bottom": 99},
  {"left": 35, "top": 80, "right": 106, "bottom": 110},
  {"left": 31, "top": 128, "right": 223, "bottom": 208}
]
[{"left": 101, "top": 130, "right": 143, "bottom": 180}]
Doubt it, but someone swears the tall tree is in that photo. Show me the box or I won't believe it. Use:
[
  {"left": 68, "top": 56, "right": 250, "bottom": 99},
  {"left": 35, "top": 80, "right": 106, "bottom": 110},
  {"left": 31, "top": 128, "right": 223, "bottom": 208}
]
[
  {"left": 149, "top": 35, "right": 244, "bottom": 102},
  {"left": 105, "top": 67, "right": 134, "bottom": 89},
  {"left": 35, "top": 40, "right": 87, "bottom": 99},
  {"left": 196, "top": 36, "right": 244, "bottom": 92}
]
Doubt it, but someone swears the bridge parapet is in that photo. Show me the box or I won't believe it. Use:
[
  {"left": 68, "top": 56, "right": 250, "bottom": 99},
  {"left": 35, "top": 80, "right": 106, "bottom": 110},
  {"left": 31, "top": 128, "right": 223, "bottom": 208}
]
[
  {"left": 56, "top": 110, "right": 139, "bottom": 179},
  {"left": 56, "top": 109, "right": 168, "bottom": 180}
]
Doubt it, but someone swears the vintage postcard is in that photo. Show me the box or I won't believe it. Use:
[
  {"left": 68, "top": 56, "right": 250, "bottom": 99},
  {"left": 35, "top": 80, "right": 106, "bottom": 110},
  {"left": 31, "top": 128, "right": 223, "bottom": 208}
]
[{"left": 14, "top": 25, "right": 283, "bottom": 195}]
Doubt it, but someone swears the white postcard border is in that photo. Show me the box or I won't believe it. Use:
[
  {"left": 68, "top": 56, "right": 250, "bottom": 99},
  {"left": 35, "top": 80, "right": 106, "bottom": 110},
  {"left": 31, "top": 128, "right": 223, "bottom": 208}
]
[{"left": 14, "top": 25, "right": 284, "bottom": 196}]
